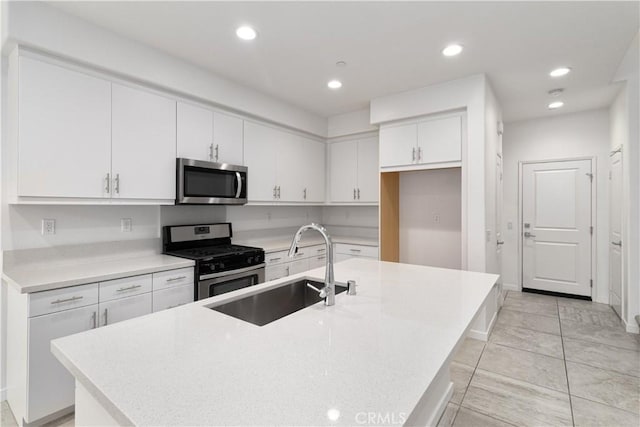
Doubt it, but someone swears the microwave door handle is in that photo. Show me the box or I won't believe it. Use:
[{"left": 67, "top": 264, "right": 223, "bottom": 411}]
[{"left": 235, "top": 172, "right": 242, "bottom": 198}]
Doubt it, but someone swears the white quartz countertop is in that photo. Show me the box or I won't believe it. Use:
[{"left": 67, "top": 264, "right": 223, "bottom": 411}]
[
  {"left": 2, "top": 254, "right": 194, "bottom": 294},
  {"left": 234, "top": 235, "right": 378, "bottom": 253},
  {"left": 52, "top": 259, "right": 498, "bottom": 426}
]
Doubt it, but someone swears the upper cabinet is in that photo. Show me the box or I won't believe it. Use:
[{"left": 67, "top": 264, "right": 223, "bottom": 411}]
[
  {"left": 329, "top": 136, "right": 379, "bottom": 203},
  {"left": 243, "top": 121, "right": 325, "bottom": 203},
  {"left": 379, "top": 115, "right": 462, "bottom": 169},
  {"left": 111, "top": 84, "right": 176, "bottom": 201},
  {"left": 17, "top": 57, "right": 112, "bottom": 199},
  {"left": 176, "top": 101, "right": 243, "bottom": 165},
  {"left": 11, "top": 54, "right": 177, "bottom": 204}
]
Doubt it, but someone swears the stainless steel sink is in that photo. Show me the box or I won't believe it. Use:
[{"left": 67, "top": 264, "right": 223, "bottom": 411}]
[{"left": 209, "top": 279, "right": 347, "bottom": 326}]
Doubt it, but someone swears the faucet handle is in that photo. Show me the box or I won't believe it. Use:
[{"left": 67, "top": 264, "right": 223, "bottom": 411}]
[
  {"left": 347, "top": 280, "right": 357, "bottom": 295},
  {"left": 307, "top": 282, "right": 328, "bottom": 298}
]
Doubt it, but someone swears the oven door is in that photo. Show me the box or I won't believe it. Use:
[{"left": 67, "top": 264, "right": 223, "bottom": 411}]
[
  {"left": 177, "top": 158, "right": 247, "bottom": 205},
  {"left": 197, "top": 264, "right": 265, "bottom": 300}
]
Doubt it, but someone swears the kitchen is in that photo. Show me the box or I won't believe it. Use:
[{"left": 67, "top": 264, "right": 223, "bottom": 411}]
[{"left": 1, "top": 1, "right": 639, "bottom": 426}]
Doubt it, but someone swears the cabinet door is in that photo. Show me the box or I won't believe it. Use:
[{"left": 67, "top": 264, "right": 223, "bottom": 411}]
[
  {"left": 243, "top": 121, "right": 278, "bottom": 202},
  {"left": 177, "top": 102, "right": 214, "bottom": 162},
  {"left": 277, "top": 132, "right": 305, "bottom": 202},
  {"left": 308, "top": 254, "right": 327, "bottom": 270},
  {"left": 304, "top": 138, "right": 326, "bottom": 203},
  {"left": 379, "top": 123, "right": 417, "bottom": 168},
  {"left": 18, "top": 57, "right": 111, "bottom": 198},
  {"left": 417, "top": 116, "right": 462, "bottom": 164},
  {"left": 213, "top": 112, "right": 244, "bottom": 165},
  {"left": 288, "top": 258, "right": 310, "bottom": 275},
  {"left": 27, "top": 305, "right": 98, "bottom": 423},
  {"left": 265, "top": 263, "right": 290, "bottom": 281},
  {"left": 357, "top": 137, "right": 379, "bottom": 202},
  {"left": 152, "top": 285, "right": 193, "bottom": 312},
  {"left": 112, "top": 84, "right": 176, "bottom": 200},
  {"left": 98, "top": 293, "right": 152, "bottom": 326},
  {"left": 329, "top": 140, "right": 358, "bottom": 202}
]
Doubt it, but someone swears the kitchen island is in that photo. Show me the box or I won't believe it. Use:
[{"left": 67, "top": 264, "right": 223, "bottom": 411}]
[{"left": 52, "top": 259, "right": 498, "bottom": 426}]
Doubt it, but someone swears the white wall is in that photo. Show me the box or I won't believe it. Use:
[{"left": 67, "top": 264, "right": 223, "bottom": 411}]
[
  {"left": 327, "top": 108, "right": 377, "bottom": 138},
  {"left": 3, "top": 1, "right": 327, "bottom": 137},
  {"left": 610, "top": 30, "right": 639, "bottom": 332},
  {"left": 399, "top": 168, "right": 462, "bottom": 269},
  {"left": 484, "top": 81, "right": 503, "bottom": 278},
  {"left": 370, "top": 74, "right": 489, "bottom": 272},
  {"left": 502, "top": 109, "right": 611, "bottom": 303}
]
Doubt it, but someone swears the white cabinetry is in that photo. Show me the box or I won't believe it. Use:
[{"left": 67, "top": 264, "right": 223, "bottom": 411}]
[
  {"left": 244, "top": 121, "right": 325, "bottom": 203},
  {"left": 7, "top": 266, "right": 195, "bottom": 426},
  {"left": 111, "top": 84, "right": 176, "bottom": 201},
  {"left": 379, "top": 115, "right": 462, "bottom": 169},
  {"left": 334, "top": 243, "right": 379, "bottom": 263},
  {"left": 16, "top": 56, "right": 112, "bottom": 199},
  {"left": 177, "top": 101, "right": 243, "bottom": 165},
  {"left": 264, "top": 245, "right": 327, "bottom": 281},
  {"left": 329, "top": 136, "right": 379, "bottom": 203}
]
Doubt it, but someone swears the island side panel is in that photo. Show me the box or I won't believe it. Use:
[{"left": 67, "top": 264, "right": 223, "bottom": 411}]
[
  {"left": 468, "top": 283, "right": 498, "bottom": 341},
  {"left": 404, "top": 362, "right": 453, "bottom": 427},
  {"left": 75, "top": 381, "right": 122, "bottom": 427}
]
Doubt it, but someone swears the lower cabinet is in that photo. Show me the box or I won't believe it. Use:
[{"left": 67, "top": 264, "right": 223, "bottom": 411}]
[
  {"left": 7, "top": 266, "right": 195, "bottom": 426},
  {"left": 334, "top": 243, "right": 379, "bottom": 263},
  {"left": 26, "top": 305, "right": 98, "bottom": 423}
]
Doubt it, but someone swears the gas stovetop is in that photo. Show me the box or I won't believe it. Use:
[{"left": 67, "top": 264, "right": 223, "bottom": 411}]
[{"left": 166, "top": 244, "right": 262, "bottom": 260}]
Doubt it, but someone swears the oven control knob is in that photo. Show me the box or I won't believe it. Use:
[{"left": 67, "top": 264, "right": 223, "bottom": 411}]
[{"left": 247, "top": 257, "right": 253, "bottom": 264}]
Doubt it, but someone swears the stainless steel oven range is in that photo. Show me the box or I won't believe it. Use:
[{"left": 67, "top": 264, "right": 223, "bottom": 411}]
[{"left": 162, "top": 223, "right": 265, "bottom": 300}]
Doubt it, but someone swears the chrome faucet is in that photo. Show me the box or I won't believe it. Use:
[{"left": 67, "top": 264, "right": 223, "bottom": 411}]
[{"left": 288, "top": 223, "right": 335, "bottom": 306}]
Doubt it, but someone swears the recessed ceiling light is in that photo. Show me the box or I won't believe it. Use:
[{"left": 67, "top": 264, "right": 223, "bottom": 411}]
[
  {"left": 442, "top": 44, "right": 463, "bottom": 57},
  {"left": 548, "top": 101, "right": 564, "bottom": 109},
  {"left": 549, "top": 67, "right": 571, "bottom": 77},
  {"left": 327, "top": 80, "right": 342, "bottom": 89},
  {"left": 336, "top": 61, "right": 347, "bottom": 67},
  {"left": 548, "top": 88, "right": 564, "bottom": 97},
  {"left": 236, "top": 26, "right": 257, "bottom": 41}
]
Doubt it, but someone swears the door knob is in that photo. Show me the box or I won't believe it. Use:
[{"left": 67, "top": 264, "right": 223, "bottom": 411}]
[
  {"left": 612, "top": 241, "right": 622, "bottom": 247},
  {"left": 524, "top": 232, "right": 536, "bottom": 238},
  {"left": 497, "top": 240, "right": 505, "bottom": 245}
]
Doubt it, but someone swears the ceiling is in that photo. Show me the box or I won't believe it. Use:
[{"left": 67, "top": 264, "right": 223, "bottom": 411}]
[{"left": 50, "top": 1, "right": 639, "bottom": 123}]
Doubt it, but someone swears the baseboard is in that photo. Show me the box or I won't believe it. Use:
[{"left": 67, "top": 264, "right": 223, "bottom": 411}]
[
  {"left": 468, "top": 310, "right": 498, "bottom": 342},
  {"left": 624, "top": 318, "right": 640, "bottom": 334},
  {"left": 503, "top": 283, "right": 519, "bottom": 292}
]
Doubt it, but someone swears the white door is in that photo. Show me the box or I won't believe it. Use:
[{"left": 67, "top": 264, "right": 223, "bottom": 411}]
[
  {"left": 243, "top": 121, "right": 278, "bottom": 202},
  {"left": 18, "top": 57, "right": 112, "bottom": 199},
  {"left": 213, "top": 111, "right": 244, "bottom": 165},
  {"left": 609, "top": 151, "right": 623, "bottom": 317},
  {"left": 329, "top": 140, "right": 358, "bottom": 202},
  {"left": 522, "top": 159, "right": 593, "bottom": 296},
  {"left": 357, "top": 137, "right": 379, "bottom": 202},
  {"left": 417, "top": 116, "right": 462, "bottom": 164},
  {"left": 379, "top": 123, "right": 417, "bottom": 167},
  {"left": 98, "top": 293, "right": 152, "bottom": 326},
  {"left": 177, "top": 101, "right": 214, "bottom": 162},
  {"left": 111, "top": 84, "right": 177, "bottom": 200},
  {"left": 27, "top": 305, "right": 98, "bottom": 422}
]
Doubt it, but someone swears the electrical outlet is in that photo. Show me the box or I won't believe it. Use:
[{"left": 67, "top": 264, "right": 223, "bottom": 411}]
[
  {"left": 42, "top": 219, "right": 56, "bottom": 235},
  {"left": 433, "top": 214, "right": 440, "bottom": 223},
  {"left": 507, "top": 221, "right": 513, "bottom": 230},
  {"left": 121, "top": 218, "right": 132, "bottom": 232}
]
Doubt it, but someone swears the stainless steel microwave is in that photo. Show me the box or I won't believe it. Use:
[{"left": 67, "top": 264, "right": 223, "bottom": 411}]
[{"left": 176, "top": 158, "right": 247, "bottom": 205}]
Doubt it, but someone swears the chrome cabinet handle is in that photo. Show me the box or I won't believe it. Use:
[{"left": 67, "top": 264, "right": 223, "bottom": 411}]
[
  {"left": 114, "top": 174, "right": 120, "bottom": 195},
  {"left": 51, "top": 296, "right": 83, "bottom": 305},
  {"left": 215, "top": 144, "right": 219, "bottom": 162},
  {"left": 273, "top": 186, "right": 277, "bottom": 199},
  {"left": 277, "top": 186, "right": 281, "bottom": 199},
  {"left": 317, "top": 248, "right": 326, "bottom": 253},
  {"left": 117, "top": 284, "right": 142, "bottom": 292},
  {"left": 612, "top": 241, "right": 622, "bottom": 247},
  {"left": 208, "top": 143, "right": 214, "bottom": 161},
  {"left": 103, "top": 308, "right": 109, "bottom": 326},
  {"left": 418, "top": 147, "right": 423, "bottom": 162},
  {"left": 91, "top": 311, "right": 97, "bottom": 329},
  {"left": 235, "top": 172, "right": 242, "bottom": 198},
  {"left": 167, "top": 276, "right": 187, "bottom": 282},
  {"left": 350, "top": 248, "right": 362, "bottom": 253},
  {"left": 317, "top": 256, "right": 326, "bottom": 260},
  {"left": 286, "top": 266, "right": 290, "bottom": 275},
  {"left": 353, "top": 188, "right": 357, "bottom": 200},
  {"left": 269, "top": 257, "right": 282, "bottom": 262},
  {"left": 104, "top": 173, "right": 110, "bottom": 194},
  {"left": 412, "top": 147, "right": 416, "bottom": 162},
  {"left": 497, "top": 240, "right": 505, "bottom": 245},
  {"left": 524, "top": 232, "right": 536, "bottom": 238},
  {"left": 303, "top": 188, "right": 307, "bottom": 200},
  {"left": 357, "top": 188, "right": 360, "bottom": 199}
]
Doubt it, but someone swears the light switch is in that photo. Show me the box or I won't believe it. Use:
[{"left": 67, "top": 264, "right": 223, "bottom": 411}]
[{"left": 507, "top": 221, "right": 513, "bottom": 230}]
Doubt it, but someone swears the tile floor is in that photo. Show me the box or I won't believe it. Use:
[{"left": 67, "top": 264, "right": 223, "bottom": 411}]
[
  {"left": 1, "top": 291, "right": 638, "bottom": 427},
  {"left": 440, "top": 291, "right": 640, "bottom": 427}
]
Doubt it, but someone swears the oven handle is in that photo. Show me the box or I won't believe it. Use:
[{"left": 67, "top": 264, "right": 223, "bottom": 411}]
[
  {"left": 200, "top": 263, "right": 265, "bottom": 281},
  {"left": 235, "top": 172, "right": 242, "bottom": 198}
]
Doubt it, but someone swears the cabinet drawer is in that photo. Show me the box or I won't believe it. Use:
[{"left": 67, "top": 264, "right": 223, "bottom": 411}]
[
  {"left": 334, "top": 244, "right": 379, "bottom": 259},
  {"left": 265, "top": 250, "right": 289, "bottom": 266},
  {"left": 153, "top": 284, "right": 193, "bottom": 312},
  {"left": 305, "top": 244, "right": 327, "bottom": 257},
  {"left": 265, "top": 264, "right": 290, "bottom": 281},
  {"left": 99, "top": 274, "right": 152, "bottom": 302},
  {"left": 309, "top": 254, "right": 327, "bottom": 270},
  {"left": 152, "top": 268, "right": 194, "bottom": 291},
  {"left": 289, "top": 258, "right": 310, "bottom": 275},
  {"left": 29, "top": 283, "right": 99, "bottom": 318}
]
